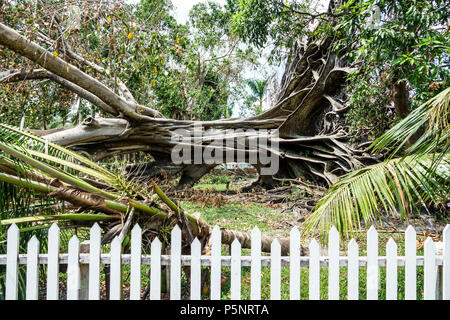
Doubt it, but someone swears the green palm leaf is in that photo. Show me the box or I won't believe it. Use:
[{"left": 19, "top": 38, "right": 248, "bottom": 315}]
[
  {"left": 0, "top": 123, "right": 115, "bottom": 179},
  {"left": 302, "top": 154, "right": 450, "bottom": 241},
  {"left": 373, "top": 86, "right": 450, "bottom": 157}
]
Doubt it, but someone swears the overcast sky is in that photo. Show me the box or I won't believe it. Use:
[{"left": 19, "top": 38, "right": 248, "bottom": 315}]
[{"left": 171, "top": 0, "right": 226, "bottom": 24}]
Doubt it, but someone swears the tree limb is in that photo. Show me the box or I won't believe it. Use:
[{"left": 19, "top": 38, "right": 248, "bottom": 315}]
[
  {"left": 0, "top": 68, "right": 119, "bottom": 115},
  {"left": 0, "top": 22, "right": 162, "bottom": 121}
]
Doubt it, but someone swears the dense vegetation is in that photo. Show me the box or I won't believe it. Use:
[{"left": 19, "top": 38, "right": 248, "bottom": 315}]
[{"left": 0, "top": 0, "right": 448, "bottom": 300}]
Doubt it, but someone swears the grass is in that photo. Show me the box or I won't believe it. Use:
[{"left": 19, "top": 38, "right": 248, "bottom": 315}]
[
  {"left": 181, "top": 202, "right": 294, "bottom": 237},
  {"left": 193, "top": 171, "right": 256, "bottom": 192},
  {"left": 193, "top": 183, "right": 236, "bottom": 192}
]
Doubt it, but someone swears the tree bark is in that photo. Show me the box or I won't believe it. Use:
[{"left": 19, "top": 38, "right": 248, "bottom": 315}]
[{"left": 0, "top": 22, "right": 375, "bottom": 188}]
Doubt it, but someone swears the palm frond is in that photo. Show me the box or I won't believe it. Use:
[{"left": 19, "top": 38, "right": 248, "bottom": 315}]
[
  {"left": 372, "top": 86, "right": 450, "bottom": 157},
  {"left": 0, "top": 123, "right": 115, "bottom": 181},
  {"left": 302, "top": 154, "right": 450, "bottom": 242}
]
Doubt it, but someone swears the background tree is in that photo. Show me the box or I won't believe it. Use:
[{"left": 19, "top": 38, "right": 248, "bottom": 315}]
[
  {"left": 231, "top": 0, "right": 449, "bottom": 140},
  {"left": 243, "top": 78, "right": 269, "bottom": 116}
]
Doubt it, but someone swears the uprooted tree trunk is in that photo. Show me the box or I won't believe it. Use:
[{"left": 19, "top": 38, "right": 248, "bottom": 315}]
[
  {"left": 0, "top": 24, "right": 371, "bottom": 190},
  {"left": 0, "top": 20, "right": 375, "bottom": 190}
]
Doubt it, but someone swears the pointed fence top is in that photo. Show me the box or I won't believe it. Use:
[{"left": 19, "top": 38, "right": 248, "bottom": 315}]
[
  {"left": 251, "top": 226, "right": 261, "bottom": 235},
  {"left": 211, "top": 225, "right": 221, "bottom": 239},
  {"left": 49, "top": 222, "right": 60, "bottom": 233},
  {"left": 28, "top": 235, "right": 39, "bottom": 244},
  {"left": 231, "top": 238, "right": 241, "bottom": 248},
  {"left": 91, "top": 222, "right": 101, "bottom": 233},
  {"left": 386, "top": 237, "right": 397, "bottom": 248},
  {"left": 406, "top": 225, "right": 416, "bottom": 235},
  {"left": 367, "top": 225, "right": 378, "bottom": 239},
  {"left": 111, "top": 236, "right": 121, "bottom": 246},
  {"left": 7, "top": 223, "right": 19, "bottom": 234},
  {"left": 271, "top": 238, "right": 280, "bottom": 250},
  {"left": 328, "top": 226, "right": 339, "bottom": 242},
  {"left": 309, "top": 239, "right": 319, "bottom": 250},
  {"left": 290, "top": 226, "right": 300, "bottom": 237},
  {"left": 151, "top": 236, "right": 161, "bottom": 246},
  {"left": 68, "top": 235, "right": 80, "bottom": 248},
  {"left": 131, "top": 223, "right": 142, "bottom": 235},
  {"left": 348, "top": 238, "right": 358, "bottom": 249},
  {"left": 171, "top": 224, "right": 181, "bottom": 235},
  {"left": 424, "top": 237, "right": 435, "bottom": 247},
  {"left": 329, "top": 225, "right": 338, "bottom": 233},
  {"left": 191, "top": 237, "right": 201, "bottom": 247}
]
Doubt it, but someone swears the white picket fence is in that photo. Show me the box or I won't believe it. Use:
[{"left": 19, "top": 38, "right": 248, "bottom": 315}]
[{"left": 1, "top": 223, "right": 449, "bottom": 300}]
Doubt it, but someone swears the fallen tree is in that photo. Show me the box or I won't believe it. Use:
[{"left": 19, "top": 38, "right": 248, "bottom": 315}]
[{"left": 0, "top": 12, "right": 375, "bottom": 189}]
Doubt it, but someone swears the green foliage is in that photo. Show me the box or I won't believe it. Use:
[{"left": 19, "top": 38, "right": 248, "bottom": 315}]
[
  {"left": 243, "top": 78, "right": 269, "bottom": 115},
  {"left": 0, "top": 0, "right": 261, "bottom": 124},
  {"left": 231, "top": 0, "right": 314, "bottom": 60},
  {"left": 334, "top": 0, "right": 450, "bottom": 136},
  {"left": 303, "top": 87, "right": 450, "bottom": 241},
  {"left": 345, "top": 75, "right": 393, "bottom": 141}
]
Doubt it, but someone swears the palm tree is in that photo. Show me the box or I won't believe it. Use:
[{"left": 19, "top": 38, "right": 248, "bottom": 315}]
[
  {"left": 302, "top": 87, "right": 450, "bottom": 241},
  {"left": 244, "top": 78, "right": 269, "bottom": 115}
]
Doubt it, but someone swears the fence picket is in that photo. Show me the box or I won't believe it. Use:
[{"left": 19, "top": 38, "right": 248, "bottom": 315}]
[
  {"left": 424, "top": 237, "right": 436, "bottom": 300},
  {"left": 190, "top": 238, "right": 201, "bottom": 300},
  {"left": 328, "top": 226, "right": 339, "bottom": 300},
  {"left": 170, "top": 225, "right": 181, "bottom": 300},
  {"left": 251, "top": 226, "right": 261, "bottom": 300},
  {"left": 386, "top": 238, "right": 398, "bottom": 300},
  {"left": 443, "top": 225, "right": 450, "bottom": 300},
  {"left": 211, "top": 225, "right": 222, "bottom": 300},
  {"left": 130, "top": 224, "right": 142, "bottom": 300},
  {"left": 289, "top": 227, "right": 300, "bottom": 300},
  {"left": 88, "top": 223, "right": 101, "bottom": 300},
  {"left": 405, "top": 225, "right": 417, "bottom": 300},
  {"left": 46, "top": 223, "right": 60, "bottom": 300},
  {"left": 367, "top": 226, "right": 378, "bottom": 300},
  {"left": 230, "top": 238, "right": 241, "bottom": 300},
  {"left": 2, "top": 223, "right": 450, "bottom": 301},
  {"left": 67, "top": 236, "right": 80, "bottom": 300},
  {"left": 25, "top": 236, "right": 39, "bottom": 300},
  {"left": 110, "top": 237, "right": 122, "bottom": 300},
  {"left": 309, "top": 239, "right": 320, "bottom": 300},
  {"left": 270, "top": 239, "right": 281, "bottom": 300},
  {"left": 347, "top": 239, "right": 359, "bottom": 300},
  {"left": 5, "top": 224, "right": 19, "bottom": 300},
  {"left": 150, "top": 237, "right": 162, "bottom": 300}
]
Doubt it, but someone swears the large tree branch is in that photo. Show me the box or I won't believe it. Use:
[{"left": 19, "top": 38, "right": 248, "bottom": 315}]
[
  {"left": 37, "top": 30, "right": 138, "bottom": 105},
  {"left": 0, "top": 68, "right": 119, "bottom": 115},
  {"left": 0, "top": 22, "right": 163, "bottom": 121}
]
